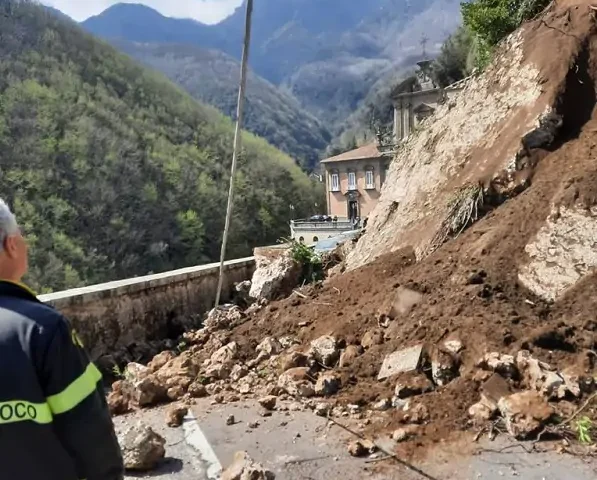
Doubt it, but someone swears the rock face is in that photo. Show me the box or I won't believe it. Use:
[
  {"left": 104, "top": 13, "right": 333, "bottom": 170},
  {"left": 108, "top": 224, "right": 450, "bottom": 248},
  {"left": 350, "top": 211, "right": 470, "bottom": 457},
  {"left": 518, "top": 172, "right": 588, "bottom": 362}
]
[
  {"left": 345, "top": 16, "right": 577, "bottom": 271},
  {"left": 498, "top": 391, "right": 554, "bottom": 439},
  {"left": 249, "top": 247, "right": 301, "bottom": 301},
  {"left": 220, "top": 451, "right": 275, "bottom": 480},
  {"left": 118, "top": 422, "right": 166, "bottom": 471}
]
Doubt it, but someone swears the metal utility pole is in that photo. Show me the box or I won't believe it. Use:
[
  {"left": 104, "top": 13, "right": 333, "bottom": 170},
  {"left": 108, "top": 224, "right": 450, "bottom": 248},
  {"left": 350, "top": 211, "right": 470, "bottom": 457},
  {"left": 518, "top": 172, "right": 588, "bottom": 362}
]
[{"left": 215, "top": 0, "right": 254, "bottom": 307}]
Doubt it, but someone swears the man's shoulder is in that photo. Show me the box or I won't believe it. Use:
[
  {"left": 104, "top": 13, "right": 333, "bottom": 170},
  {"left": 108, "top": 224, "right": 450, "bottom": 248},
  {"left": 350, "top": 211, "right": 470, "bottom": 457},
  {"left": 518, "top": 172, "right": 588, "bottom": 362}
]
[{"left": 0, "top": 294, "right": 66, "bottom": 333}]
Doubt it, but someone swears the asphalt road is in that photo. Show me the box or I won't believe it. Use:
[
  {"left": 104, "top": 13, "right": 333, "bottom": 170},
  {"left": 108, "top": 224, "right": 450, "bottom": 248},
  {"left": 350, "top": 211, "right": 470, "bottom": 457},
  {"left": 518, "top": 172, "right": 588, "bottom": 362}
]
[{"left": 116, "top": 400, "right": 597, "bottom": 480}]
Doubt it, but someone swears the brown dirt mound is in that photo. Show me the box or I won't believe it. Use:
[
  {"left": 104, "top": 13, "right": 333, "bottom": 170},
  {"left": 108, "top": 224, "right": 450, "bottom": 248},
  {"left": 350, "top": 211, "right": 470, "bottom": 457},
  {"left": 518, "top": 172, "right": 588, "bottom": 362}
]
[{"left": 227, "top": 1, "right": 597, "bottom": 460}]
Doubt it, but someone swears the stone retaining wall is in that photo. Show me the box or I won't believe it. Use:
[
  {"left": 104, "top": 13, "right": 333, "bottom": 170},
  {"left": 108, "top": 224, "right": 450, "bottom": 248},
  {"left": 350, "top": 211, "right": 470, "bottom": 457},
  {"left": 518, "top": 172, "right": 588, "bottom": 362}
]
[{"left": 40, "top": 257, "right": 255, "bottom": 361}]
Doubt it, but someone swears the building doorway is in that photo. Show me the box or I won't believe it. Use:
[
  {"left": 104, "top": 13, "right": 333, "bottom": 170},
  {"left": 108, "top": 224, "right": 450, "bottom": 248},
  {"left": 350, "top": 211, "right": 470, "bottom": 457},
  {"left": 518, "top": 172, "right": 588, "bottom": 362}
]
[{"left": 348, "top": 200, "right": 359, "bottom": 222}]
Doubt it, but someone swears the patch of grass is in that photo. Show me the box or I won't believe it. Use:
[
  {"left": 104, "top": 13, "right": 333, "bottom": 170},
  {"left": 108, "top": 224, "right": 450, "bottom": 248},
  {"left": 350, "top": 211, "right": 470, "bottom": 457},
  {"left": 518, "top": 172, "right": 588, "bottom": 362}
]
[{"left": 576, "top": 416, "right": 594, "bottom": 445}]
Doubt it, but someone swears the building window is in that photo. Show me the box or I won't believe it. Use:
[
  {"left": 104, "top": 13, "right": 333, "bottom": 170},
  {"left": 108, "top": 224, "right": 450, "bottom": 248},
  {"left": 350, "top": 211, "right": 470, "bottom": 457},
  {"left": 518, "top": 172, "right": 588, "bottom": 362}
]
[
  {"left": 330, "top": 172, "right": 340, "bottom": 192},
  {"left": 299, "top": 237, "right": 305, "bottom": 243},
  {"left": 313, "top": 236, "right": 319, "bottom": 243},
  {"left": 348, "top": 171, "right": 357, "bottom": 191},
  {"left": 365, "top": 168, "right": 375, "bottom": 189}
]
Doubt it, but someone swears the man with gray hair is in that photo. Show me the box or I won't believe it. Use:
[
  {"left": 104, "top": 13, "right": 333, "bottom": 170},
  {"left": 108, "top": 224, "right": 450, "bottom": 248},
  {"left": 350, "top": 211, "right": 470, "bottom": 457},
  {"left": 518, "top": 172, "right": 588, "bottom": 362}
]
[{"left": 0, "top": 199, "right": 124, "bottom": 479}]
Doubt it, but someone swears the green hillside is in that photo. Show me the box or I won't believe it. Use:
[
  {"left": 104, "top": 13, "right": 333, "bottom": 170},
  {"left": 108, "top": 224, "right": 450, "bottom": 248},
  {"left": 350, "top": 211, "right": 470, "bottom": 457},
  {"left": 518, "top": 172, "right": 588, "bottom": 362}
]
[{"left": 0, "top": 1, "right": 322, "bottom": 293}]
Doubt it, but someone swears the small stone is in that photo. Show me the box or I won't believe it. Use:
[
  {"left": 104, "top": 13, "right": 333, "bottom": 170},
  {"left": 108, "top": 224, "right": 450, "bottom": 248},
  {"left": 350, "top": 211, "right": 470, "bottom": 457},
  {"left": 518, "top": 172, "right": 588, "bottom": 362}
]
[
  {"left": 205, "top": 363, "right": 232, "bottom": 380},
  {"left": 226, "top": 414, "right": 236, "bottom": 426},
  {"left": 167, "top": 385, "right": 185, "bottom": 401},
  {"left": 339, "top": 345, "right": 362, "bottom": 367},
  {"left": 248, "top": 421, "right": 260, "bottom": 429},
  {"left": 166, "top": 405, "right": 188, "bottom": 428},
  {"left": 347, "top": 440, "right": 376, "bottom": 457},
  {"left": 498, "top": 391, "right": 554, "bottom": 439},
  {"left": 478, "top": 353, "right": 518, "bottom": 378},
  {"left": 377, "top": 345, "right": 423, "bottom": 381},
  {"left": 258, "top": 395, "right": 278, "bottom": 411},
  {"left": 220, "top": 451, "right": 275, "bottom": 480},
  {"left": 314, "top": 403, "right": 330, "bottom": 417},
  {"left": 315, "top": 373, "right": 342, "bottom": 396},
  {"left": 361, "top": 329, "right": 384, "bottom": 349},
  {"left": 117, "top": 422, "right": 166, "bottom": 471},
  {"left": 403, "top": 403, "right": 429, "bottom": 424},
  {"left": 279, "top": 351, "right": 309, "bottom": 372},
  {"left": 372, "top": 398, "right": 392, "bottom": 411},
  {"left": 443, "top": 339, "right": 463, "bottom": 354},
  {"left": 309, "top": 336, "right": 340, "bottom": 367},
  {"left": 392, "top": 425, "right": 417, "bottom": 442},
  {"left": 468, "top": 401, "right": 496, "bottom": 422},
  {"left": 257, "top": 337, "right": 284, "bottom": 358}
]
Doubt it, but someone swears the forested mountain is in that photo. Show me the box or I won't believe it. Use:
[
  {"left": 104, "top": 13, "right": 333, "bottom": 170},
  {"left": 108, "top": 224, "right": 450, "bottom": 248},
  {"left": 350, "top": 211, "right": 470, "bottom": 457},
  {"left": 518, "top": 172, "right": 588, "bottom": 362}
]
[
  {"left": 0, "top": 0, "right": 322, "bottom": 293},
  {"left": 112, "top": 41, "right": 331, "bottom": 169},
  {"left": 82, "top": 1, "right": 463, "bottom": 129}
]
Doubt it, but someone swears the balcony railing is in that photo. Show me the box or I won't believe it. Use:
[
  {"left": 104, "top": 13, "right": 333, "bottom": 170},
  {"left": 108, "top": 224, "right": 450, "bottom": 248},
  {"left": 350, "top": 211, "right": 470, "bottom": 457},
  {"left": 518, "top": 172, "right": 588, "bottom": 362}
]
[{"left": 291, "top": 219, "right": 355, "bottom": 231}]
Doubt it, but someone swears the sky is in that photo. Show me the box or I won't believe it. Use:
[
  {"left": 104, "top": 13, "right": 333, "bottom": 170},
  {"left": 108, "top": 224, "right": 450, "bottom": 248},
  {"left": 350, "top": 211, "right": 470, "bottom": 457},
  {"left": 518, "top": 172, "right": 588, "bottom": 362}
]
[{"left": 41, "top": 0, "right": 244, "bottom": 24}]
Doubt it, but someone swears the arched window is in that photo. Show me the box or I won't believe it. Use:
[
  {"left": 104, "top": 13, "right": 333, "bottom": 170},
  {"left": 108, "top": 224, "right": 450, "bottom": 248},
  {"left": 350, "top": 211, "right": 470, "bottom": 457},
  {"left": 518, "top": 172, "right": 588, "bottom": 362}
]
[
  {"left": 299, "top": 237, "right": 305, "bottom": 243},
  {"left": 313, "top": 236, "right": 319, "bottom": 243}
]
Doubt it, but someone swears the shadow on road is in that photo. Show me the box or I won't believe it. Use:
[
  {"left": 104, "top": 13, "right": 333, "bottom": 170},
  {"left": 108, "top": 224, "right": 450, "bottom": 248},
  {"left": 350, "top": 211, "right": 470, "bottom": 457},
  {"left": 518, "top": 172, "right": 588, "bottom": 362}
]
[{"left": 126, "top": 457, "right": 184, "bottom": 477}]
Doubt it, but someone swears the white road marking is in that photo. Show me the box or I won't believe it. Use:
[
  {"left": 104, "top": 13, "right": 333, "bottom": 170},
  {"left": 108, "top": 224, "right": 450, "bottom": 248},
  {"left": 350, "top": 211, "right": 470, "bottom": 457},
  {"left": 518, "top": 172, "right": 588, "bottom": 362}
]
[{"left": 183, "top": 412, "right": 222, "bottom": 479}]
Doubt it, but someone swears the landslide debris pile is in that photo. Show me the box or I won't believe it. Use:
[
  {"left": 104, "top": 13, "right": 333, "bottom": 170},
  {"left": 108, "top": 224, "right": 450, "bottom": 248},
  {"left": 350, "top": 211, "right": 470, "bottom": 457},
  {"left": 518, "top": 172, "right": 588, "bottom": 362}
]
[{"left": 108, "top": 0, "right": 597, "bottom": 461}]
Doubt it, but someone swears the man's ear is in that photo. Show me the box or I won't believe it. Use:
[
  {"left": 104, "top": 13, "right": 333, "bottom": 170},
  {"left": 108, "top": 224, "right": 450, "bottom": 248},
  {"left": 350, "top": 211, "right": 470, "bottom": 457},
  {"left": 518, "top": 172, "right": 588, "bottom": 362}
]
[{"left": 4, "top": 235, "right": 18, "bottom": 258}]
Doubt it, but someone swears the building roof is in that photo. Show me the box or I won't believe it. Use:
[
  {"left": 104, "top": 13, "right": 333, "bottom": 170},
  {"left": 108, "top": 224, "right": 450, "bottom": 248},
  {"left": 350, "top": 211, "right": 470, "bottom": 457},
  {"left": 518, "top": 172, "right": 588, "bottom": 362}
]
[{"left": 321, "top": 143, "right": 385, "bottom": 164}]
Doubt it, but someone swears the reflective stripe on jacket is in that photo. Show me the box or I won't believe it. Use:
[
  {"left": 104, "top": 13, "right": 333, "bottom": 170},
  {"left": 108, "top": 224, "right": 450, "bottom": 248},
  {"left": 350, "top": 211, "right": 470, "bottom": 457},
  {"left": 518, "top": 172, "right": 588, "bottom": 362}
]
[{"left": 0, "top": 281, "right": 124, "bottom": 480}]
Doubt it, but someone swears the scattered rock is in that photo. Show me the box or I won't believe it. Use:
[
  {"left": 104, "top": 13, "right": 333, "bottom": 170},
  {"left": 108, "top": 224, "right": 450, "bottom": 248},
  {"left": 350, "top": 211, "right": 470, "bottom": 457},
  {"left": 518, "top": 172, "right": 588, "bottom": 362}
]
[
  {"left": 258, "top": 395, "right": 278, "bottom": 411},
  {"left": 230, "top": 364, "right": 249, "bottom": 382},
  {"left": 443, "top": 339, "right": 463, "bottom": 355},
  {"left": 516, "top": 350, "right": 577, "bottom": 399},
  {"left": 205, "top": 305, "right": 244, "bottom": 331},
  {"left": 118, "top": 422, "right": 166, "bottom": 471},
  {"left": 498, "top": 391, "right": 554, "bottom": 439},
  {"left": 347, "top": 440, "right": 377, "bottom": 457},
  {"left": 431, "top": 348, "right": 459, "bottom": 386},
  {"left": 248, "top": 421, "right": 260, "bottom": 429},
  {"left": 205, "top": 363, "right": 232, "bottom": 381},
  {"left": 339, "top": 345, "right": 362, "bottom": 367},
  {"left": 392, "top": 425, "right": 418, "bottom": 442},
  {"left": 257, "top": 337, "right": 284, "bottom": 358},
  {"left": 277, "top": 367, "right": 315, "bottom": 397},
  {"left": 378, "top": 345, "right": 423, "bottom": 381},
  {"left": 279, "top": 336, "right": 299, "bottom": 349},
  {"left": 220, "top": 451, "right": 275, "bottom": 480},
  {"left": 468, "top": 401, "right": 496, "bottom": 422},
  {"left": 226, "top": 414, "right": 236, "bottom": 426},
  {"left": 481, "top": 373, "right": 511, "bottom": 407},
  {"left": 148, "top": 351, "right": 175, "bottom": 372},
  {"left": 394, "top": 373, "right": 434, "bottom": 399},
  {"left": 315, "top": 373, "right": 342, "bottom": 396},
  {"left": 234, "top": 280, "right": 253, "bottom": 307},
  {"left": 279, "top": 350, "right": 309, "bottom": 372},
  {"left": 403, "top": 403, "right": 430, "bottom": 424},
  {"left": 122, "top": 373, "right": 167, "bottom": 408},
  {"left": 166, "top": 385, "right": 185, "bottom": 401},
  {"left": 361, "top": 329, "right": 384, "bottom": 349},
  {"left": 211, "top": 342, "right": 239, "bottom": 365},
  {"left": 165, "top": 405, "right": 188, "bottom": 428},
  {"left": 314, "top": 403, "right": 331, "bottom": 417},
  {"left": 107, "top": 381, "right": 131, "bottom": 415},
  {"left": 372, "top": 398, "right": 392, "bottom": 411},
  {"left": 309, "top": 336, "right": 340, "bottom": 367},
  {"left": 477, "top": 352, "right": 518, "bottom": 379}
]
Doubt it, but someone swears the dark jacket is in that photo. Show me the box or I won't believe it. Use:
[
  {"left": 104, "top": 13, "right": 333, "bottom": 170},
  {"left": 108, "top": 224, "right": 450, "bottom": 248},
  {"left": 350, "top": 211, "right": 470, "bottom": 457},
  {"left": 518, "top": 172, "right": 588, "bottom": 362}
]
[{"left": 0, "top": 281, "right": 124, "bottom": 480}]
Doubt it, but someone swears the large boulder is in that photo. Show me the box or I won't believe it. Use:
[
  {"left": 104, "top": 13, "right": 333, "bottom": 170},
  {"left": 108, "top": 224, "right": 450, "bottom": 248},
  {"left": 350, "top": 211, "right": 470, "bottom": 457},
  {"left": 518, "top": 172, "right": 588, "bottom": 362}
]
[
  {"left": 221, "top": 451, "right": 275, "bottom": 480},
  {"left": 117, "top": 422, "right": 166, "bottom": 471},
  {"left": 249, "top": 247, "right": 301, "bottom": 301},
  {"left": 120, "top": 363, "right": 167, "bottom": 408}
]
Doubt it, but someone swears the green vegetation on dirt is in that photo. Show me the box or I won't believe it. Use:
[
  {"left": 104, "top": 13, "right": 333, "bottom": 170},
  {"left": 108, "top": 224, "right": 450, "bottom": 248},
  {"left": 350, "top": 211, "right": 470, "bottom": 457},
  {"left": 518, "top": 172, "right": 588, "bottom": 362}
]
[{"left": 0, "top": 0, "right": 323, "bottom": 293}]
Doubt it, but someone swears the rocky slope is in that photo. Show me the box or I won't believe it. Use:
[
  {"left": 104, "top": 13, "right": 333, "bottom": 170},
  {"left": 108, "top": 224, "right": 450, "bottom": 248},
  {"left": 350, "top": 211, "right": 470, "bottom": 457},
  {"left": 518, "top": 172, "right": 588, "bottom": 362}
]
[{"left": 106, "top": 0, "right": 597, "bottom": 465}]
